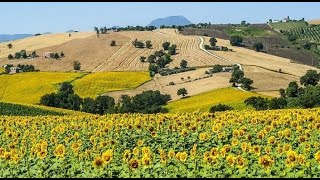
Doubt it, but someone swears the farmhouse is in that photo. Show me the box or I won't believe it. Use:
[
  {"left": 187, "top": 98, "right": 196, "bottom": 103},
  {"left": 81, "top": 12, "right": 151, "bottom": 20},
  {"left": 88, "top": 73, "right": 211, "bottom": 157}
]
[
  {"left": 9, "top": 67, "right": 23, "bottom": 74},
  {"left": 43, "top": 52, "right": 55, "bottom": 58}
]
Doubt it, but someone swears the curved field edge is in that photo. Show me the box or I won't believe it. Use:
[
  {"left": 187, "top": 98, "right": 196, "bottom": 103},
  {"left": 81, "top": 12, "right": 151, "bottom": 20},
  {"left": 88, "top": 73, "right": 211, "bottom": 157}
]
[
  {"left": 72, "top": 71, "right": 152, "bottom": 98},
  {"left": 0, "top": 101, "right": 89, "bottom": 116},
  {"left": 165, "top": 87, "right": 271, "bottom": 113}
]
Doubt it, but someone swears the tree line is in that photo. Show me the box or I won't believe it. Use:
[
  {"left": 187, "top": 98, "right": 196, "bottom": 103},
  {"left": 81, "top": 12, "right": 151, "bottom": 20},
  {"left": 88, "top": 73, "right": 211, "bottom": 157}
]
[{"left": 40, "top": 82, "right": 171, "bottom": 114}]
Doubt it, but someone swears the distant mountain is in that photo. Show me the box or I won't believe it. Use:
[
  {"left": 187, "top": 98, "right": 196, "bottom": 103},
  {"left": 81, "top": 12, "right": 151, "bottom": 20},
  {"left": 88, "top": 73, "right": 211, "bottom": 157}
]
[
  {"left": 0, "top": 34, "right": 33, "bottom": 42},
  {"left": 148, "top": 15, "right": 192, "bottom": 27}
]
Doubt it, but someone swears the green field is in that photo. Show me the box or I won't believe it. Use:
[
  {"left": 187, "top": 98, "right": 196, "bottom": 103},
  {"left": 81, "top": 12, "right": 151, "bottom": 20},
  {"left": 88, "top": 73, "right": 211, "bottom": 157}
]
[
  {"left": 165, "top": 88, "right": 270, "bottom": 113},
  {"left": 270, "top": 21, "right": 308, "bottom": 30}
]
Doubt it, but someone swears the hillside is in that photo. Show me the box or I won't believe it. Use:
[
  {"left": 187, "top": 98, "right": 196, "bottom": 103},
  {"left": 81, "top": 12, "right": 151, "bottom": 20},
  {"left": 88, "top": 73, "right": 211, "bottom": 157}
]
[
  {"left": 309, "top": 19, "right": 320, "bottom": 25},
  {"left": 148, "top": 15, "right": 192, "bottom": 27},
  {"left": 165, "top": 87, "right": 270, "bottom": 113}
]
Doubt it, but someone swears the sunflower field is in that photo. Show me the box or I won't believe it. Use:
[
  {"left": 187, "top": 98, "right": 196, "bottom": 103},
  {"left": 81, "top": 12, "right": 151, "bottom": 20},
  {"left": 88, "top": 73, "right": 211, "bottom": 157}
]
[{"left": 0, "top": 108, "right": 320, "bottom": 177}]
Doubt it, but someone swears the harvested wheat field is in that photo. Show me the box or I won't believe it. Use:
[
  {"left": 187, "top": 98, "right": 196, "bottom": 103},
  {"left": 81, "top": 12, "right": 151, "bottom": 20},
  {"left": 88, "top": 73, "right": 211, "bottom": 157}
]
[
  {"left": 0, "top": 32, "right": 94, "bottom": 59},
  {"left": 0, "top": 33, "right": 130, "bottom": 72},
  {"left": 104, "top": 68, "right": 232, "bottom": 102},
  {"left": 203, "top": 36, "right": 320, "bottom": 77},
  {"left": 308, "top": 19, "right": 320, "bottom": 25},
  {"left": 242, "top": 65, "right": 300, "bottom": 95}
]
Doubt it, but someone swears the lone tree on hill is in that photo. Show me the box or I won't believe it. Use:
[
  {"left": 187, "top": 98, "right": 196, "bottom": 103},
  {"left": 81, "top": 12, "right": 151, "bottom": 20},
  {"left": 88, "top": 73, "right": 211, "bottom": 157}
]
[
  {"left": 60, "top": 51, "right": 65, "bottom": 57},
  {"left": 145, "top": 40, "right": 152, "bottom": 49},
  {"left": 7, "top": 43, "right": 12, "bottom": 49},
  {"left": 253, "top": 42, "right": 264, "bottom": 52},
  {"left": 8, "top": 54, "right": 14, "bottom": 60},
  {"left": 110, "top": 40, "right": 116, "bottom": 46},
  {"left": 94, "top": 27, "right": 100, "bottom": 38},
  {"left": 209, "top": 37, "right": 217, "bottom": 47},
  {"left": 73, "top": 61, "right": 81, "bottom": 71},
  {"left": 180, "top": 59, "right": 188, "bottom": 68},
  {"left": 239, "top": 77, "right": 254, "bottom": 90},
  {"left": 162, "top": 42, "right": 171, "bottom": 50},
  {"left": 177, "top": 88, "right": 188, "bottom": 98},
  {"left": 140, "top": 56, "right": 146, "bottom": 62}
]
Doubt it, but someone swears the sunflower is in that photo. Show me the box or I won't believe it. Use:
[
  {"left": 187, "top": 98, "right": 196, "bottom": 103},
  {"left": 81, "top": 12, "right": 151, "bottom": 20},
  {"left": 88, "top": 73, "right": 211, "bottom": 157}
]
[
  {"left": 297, "top": 154, "right": 306, "bottom": 166},
  {"left": 102, "top": 149, "right": 113, "bottom": 164},
  {"left": 176, "top": 152, "right": 187, "bottom": 163},
  {"left": 259, "top": 155, "right": 274, "bottom": 169},
  {"left": 298, "top": 135, "right": 307, "bottom": 143},
  {"left": 168, "top": 149, "right": 175, "bottom": 159},
  {"left": 151, "top": 131, "right": 157, "bottom": 138},
  {"left": 38, "top": 150, "right": 47, "bottom": 160},
  {"left": 54, "top": 144, "right": 65, "bottom": 158},
  {"left": 241, "top": 142, "right": 247, "bottom": 152},
  {"left": 283, "top": 143, "right": 292, "bottom": 152},
  {"left": 210, "top": 147, "right": 219, "bottom": 158},
  {"left": 180, "top": 128, "right": 188, "bottom": 136},
  {"left": 257, "top": 131, "right": 265, "bottom": 139},
  {"left": 141, "top": 147, "right": 151, "bottom": 155},
  {"left": 231, "top": 139, "right": 239, "bottom": 147},
  {"left": 0, "top": 148, "right": 5, "bottom": 158},
  {"left": 233, "top": 130, "right": 240, "bottom": 138},
  {"left": 142, "top": 154, "right": 152, "bottom": 166},
  {"left": 236, "top": 156, "right": 246, "bottom": 169},
  {"left": 314, "top": 151, "right": 320, "bottom": 163},
  {"left": 129, "top": 158, "right": 139, "bottom": 169},
  {"left": 137, "top": 140, "right": 144, "bottom": 147},
  {"left": 226, "top": 155, "right": 235, "bottom": 166},
  {"left": 252, "top": 145, "right": 261, "bottom": 156},
  {"left": 304, "top": 143, "right": 311, "bottom": 152},
  {"left": 123, "top": 150, "right": 131, "bottom": 162},
  {"left": 286, "top": 150, "right": 298, "bottom": 164},
  {"left": 92, "top": 157, "right": 104, "bottom": 169},
  {"left": 4, "top": 151, "right": 12, "bottom": 161},
  {"left": 267, "top": 136, "right": 276, "bottom": 145}
]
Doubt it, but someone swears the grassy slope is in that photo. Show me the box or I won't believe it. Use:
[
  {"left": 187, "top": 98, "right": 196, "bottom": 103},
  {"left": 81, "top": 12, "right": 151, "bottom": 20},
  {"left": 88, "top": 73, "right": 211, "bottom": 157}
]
[
  {"left": 165, "top": 87, "right": 271, "bottom": 113},
  {"left": 269, "top": 21, "right": 308, "bottom": 30},
  {"left": 73, "top": 71, "right": 151, "bottom": 98},
  {"left": 224, "top": 26, "right": 271, "bottom": 37},
  {"left": 0, "top": 101, "right": 88, "bottom": 116},
  {"left": 0, "top": 72, "right": 83, "bottom": 104}
]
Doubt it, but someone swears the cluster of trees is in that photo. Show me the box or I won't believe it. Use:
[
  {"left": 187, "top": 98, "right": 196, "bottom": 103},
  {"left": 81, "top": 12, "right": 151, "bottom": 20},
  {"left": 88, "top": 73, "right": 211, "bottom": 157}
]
[
  {"left": 229, "top": 65, "right": 254, "bottom": 90},
  {"left": 253, "top": 42, "right": 264, "bottom": 52},
  {"left": 52, "top": 52, "right": 65, "bottom": 59},
  {"left": 209, "top": 104, "right": 234, "bottom": 113},
  {"left": 162, "top": 42, "right": 177, "bottom": 55},
  {"left": 116, "top": 26, "right": 157, "bottom": 32},
  {"left": 159, "top": 66, "right": 195, "bottom": 76},
  {"left": 40, "top": 82, "right": 171, "bottom": 114},
  {"left": 8, "top": 50, "right": 38, "bottom": 60},
  {"left": 93, "top": 27, "right": 108, "bottom": 37},
  {"left": 245, "top": 69, "right": 320, "bottom": 110},
  {"left": 132, "top": 39, "right": 152, "bottom": 49},
  {"left": 4, "top": 64, "right": 38, "bottom": 74},
  {"left": 230, "top": 35, "right": 243, "bottom": 46}
]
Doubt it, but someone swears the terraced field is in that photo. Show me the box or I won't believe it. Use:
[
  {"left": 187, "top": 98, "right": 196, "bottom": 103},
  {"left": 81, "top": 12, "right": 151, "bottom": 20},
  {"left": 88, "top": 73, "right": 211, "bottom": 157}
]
[
  {"left": 269, "top": 21, "right": 308, "bottom": 31},
  {"left": 285, "top": 26, "right": 320, "bottom": 42}
]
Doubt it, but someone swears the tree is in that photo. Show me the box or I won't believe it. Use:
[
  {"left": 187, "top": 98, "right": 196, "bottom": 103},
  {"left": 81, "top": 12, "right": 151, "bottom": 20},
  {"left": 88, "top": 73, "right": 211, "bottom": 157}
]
[
  {"left": 229, "top": 68, "right": 244, "bottom": 83},
  {"left": 279, "top": 88, "right": 286, "bottom": 98},
  {"left": 130, "top": 90, "right": 171, "bottom": 113},
  {"left": 8, "top": 54, "right": 13, "bottom": 60},
  {"left": 177, "top": 88, "right": 188, "bottom": 98},
  {"left": 253, "top": 42, "right": 264, "bottom": 52},
  {"left": 244, "top": 96, "right": 268, "bottom": 110},
  {"left": 82, "top": 97, "right": 97, "bottom": 114},
  {"left": 140, "top": 56, "right": 146, "bottom": 62},
  {"left": 73, "top": 61, "right": 81, "bottom": 71},
  {"left": 145, "top": 40, "right": 152, "bottom": 48},
  {"left": 239, "top": 77, "right": 254, "bottom": 90},
  {"left": 162, "top": 42, "right": 171, "bottom": 50},
  {"left": 135, "top": 41, "right": 145, "bottom": 48},
  {"left": 148, "top": 64, "right": 158, "bottom": 77},
  {"left": 268, "top": 97, "right": 287, "bottom": 109},
  {"left": 300, "top": 70, "right": 320, "bottom": 86},
  {"left": 209, "top": 104, "right": 233, "bottom": 113},
  {"left": 286, "top": 81, "right": 299, "bottom": 97},
  {"left": 168, "top": 45, "right": 177, "bottom": 55},
  {"left": 209, "top": 37, "right": 217, "bottom": 47},
  {"left": 14, "top": 52, "right": 21, "bottom": 59},
  {"left": 303, "top": 43, "right": 312, "bottom": 50},
  {"left": 288, "top": 34, "right": 296, "bottom": 42},
  {"left": 212, "top": 64, "right": 223, "bottom": 73},
  {"left": 40, "top": 93, "right": 57, "bottom": 107},
  {"left": 96, "top": 95, "right": 115, "bottom": 115},
  {"left": 296, "top": 85, "right": 320, "bottom": 108},
  {"left": 180, "top": 59, "right": 188, "bottom": 68},
  {"left": 7, "top": 43, "right": 12, "bottom": 49},
  {"left": 110, "top": 40, "right": 116, "bottom": 46},
  {"left": 94, "top": 27, "right": 100, "bottom": 37},
  {"left": 60, "top": 51, "right": 65, "bottom": 57},
  {"left": 241, "top": 21, "right": 246, "bottom": 26},
  {"left": 59, "top": 82, "right": 74, "bottom": 95},
  {"left": 20, "top": 50, "right": 27, "bottom": 59},
  {"left": 230, "top": 35, "right": 243, "bottom": 46},
  {"left": 66, "top": 94, "right": 82, "bottom": 111},
  {"left": 204, "top": 45, "right": 211, "bottom": 50},
  {"left": 54, "top": 53, "right": 60, "bottom": 59},
  {"left": 147, "top": 55, "right": 156, "bottom": 63}
]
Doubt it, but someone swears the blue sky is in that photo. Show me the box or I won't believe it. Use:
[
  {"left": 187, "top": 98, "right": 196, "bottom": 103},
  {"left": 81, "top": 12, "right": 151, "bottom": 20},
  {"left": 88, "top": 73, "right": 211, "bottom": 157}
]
[{"left": 0, "top": 2, "right": 319, "bottom": 34}]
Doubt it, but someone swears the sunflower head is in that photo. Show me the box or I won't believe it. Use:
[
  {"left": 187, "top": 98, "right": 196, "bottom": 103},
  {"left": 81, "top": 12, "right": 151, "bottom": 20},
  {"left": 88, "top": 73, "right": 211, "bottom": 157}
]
[
  {"left": 142, "top": 154, "right": 152, "bottom": 166},
  {"left": 259, "top": 155, "right": 274, "bottom": 169},
  {"left": 314, "top": 151, "right": 320, "bottom": 163},
  {"left": 92, "top": 157, "right": 104, "bottom": 169},
  {"left": 102, "top": 149, "right": 113, "bottom": 164},
  {"left": 54, "top": 144, "right": 65, "bottom": 158},
  {"left": 129, "top": 158, "right": 139, "bottom": 169},
  {"left": 168, "top": 149, "right": 175, "bottom": 159},
  {"left": 137, "top": 140, "right": 144, "bottom": 147}
]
